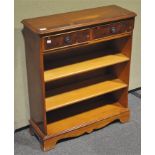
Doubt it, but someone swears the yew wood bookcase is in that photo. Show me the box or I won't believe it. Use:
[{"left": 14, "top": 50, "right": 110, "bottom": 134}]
[{"left": 22, "top": 5, "right": 136, "bottom": 151}]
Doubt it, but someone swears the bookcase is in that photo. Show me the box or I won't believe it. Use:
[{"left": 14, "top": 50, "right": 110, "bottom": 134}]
[{"left": 22, "top": 5, "right": 136, "bottom": 151}]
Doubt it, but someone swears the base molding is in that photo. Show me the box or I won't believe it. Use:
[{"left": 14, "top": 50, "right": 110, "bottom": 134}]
[{"left": 30, "top": 110, "right": 130, "bottom": 151}]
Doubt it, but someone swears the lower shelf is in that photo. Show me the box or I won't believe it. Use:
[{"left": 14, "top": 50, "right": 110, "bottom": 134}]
[{"left": 46, "top": 102, "right": 128, "bottom": 135}]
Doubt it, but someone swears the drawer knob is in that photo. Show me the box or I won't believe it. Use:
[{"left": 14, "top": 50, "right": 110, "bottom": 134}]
[
  {"left": 111, "top": 27, "right": 116, "bottom": 33},
  {"left": 64, "top": 36, "right": 71, "bottom": 44}
]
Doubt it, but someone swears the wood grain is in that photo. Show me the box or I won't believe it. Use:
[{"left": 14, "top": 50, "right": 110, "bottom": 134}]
[
  {"left": 21, "top": 5, "right": 136, "bottom": 35},
  {"left": 43, "top": 19, "right": 134, "bottom": 51},
  {"left": 43, "top": 32, "right": 132, "bottom": 53}
]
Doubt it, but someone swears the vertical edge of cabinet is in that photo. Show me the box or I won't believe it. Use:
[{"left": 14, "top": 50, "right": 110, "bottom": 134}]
[
  {"left": 22, "top": 27, "right": 47, "bottom": 134},
  {"left": 114, "top": 19, "right": 134, "bottom": 107},
  {"left": 119, "top": 34, "right": 133, "bottom": 108}
]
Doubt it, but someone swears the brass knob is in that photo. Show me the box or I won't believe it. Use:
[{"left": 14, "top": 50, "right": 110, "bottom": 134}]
[{"left": 64, "top": 36, "right": 71, "bottom": 44}]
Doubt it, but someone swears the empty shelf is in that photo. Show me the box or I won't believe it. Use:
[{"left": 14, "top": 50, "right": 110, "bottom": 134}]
[
  {"left": 44, "top": 53, "right": 129, "bottom": 82},
  {"left": 45, "top": 79, "right": 127, "bottom": 112},
  {"left": 47, "top": 102, "right": 129, "bottom": 135}
]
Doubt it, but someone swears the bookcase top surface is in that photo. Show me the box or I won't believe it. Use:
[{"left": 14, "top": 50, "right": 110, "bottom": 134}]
[{"left": 22, "top": 5, "right": 136, "bottom": 35}]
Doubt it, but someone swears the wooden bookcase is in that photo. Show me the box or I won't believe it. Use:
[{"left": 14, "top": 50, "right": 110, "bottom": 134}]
[{"left": 22, "top": 5, "right": 136, "bottom": 151}]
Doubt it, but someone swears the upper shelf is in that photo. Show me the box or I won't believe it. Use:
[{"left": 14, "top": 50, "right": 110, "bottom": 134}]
[
  {"left": 44, "top": 53, "right": 129, "bottom": 82},
  {"left": 21, "top": 5, "right": 136, "bottom": 35}
]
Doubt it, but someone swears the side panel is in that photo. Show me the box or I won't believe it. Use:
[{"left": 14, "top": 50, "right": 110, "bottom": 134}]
[{"left": 22, "top": 27, "right": 47, "bottom": 133}]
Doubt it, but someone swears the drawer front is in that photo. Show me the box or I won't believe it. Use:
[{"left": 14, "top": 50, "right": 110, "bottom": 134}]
[
  {"left": 44, "top": 29, "right": 90, "bottom": 50},
  {"left": 92, "top": 19, "right": 134, "bottom": 40},
  {"left": 44, "top": 19, "right": 134, "bottom": 51}
]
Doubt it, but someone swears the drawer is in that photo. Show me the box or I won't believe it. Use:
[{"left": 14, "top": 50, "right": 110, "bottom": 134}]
[
  {"left": 44, "top": 29, "right": 90, "bottom": 51},
  {"left": 44, "top": 19, "right": 134, "bottom": 51},
  {"left": 92, "top": 19, "right": 134, "bottom": 40}
]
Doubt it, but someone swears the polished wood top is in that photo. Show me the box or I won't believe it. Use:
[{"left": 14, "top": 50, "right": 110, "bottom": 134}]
[{"left": 22, "top": 5, "right": 136, "bottom": 35}]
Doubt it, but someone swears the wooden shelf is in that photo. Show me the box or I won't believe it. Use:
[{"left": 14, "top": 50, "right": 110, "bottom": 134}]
[
  {"left": 45, "top": 79, "right": 127, "bottom": 112},
  {"left": 47, "top": 102, "right": 128, "bottom": 135},
  {"left": 44, "top": 53, "right": 129, "bottom": 82}
]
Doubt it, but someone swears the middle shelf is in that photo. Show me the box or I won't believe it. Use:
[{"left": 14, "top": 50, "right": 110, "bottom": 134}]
[
  {"left": 44, "top": 53, "right": 129, "bottom": 82},
  {"left": 45, "top": 78, "right": 127, "bottom": 112}
]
